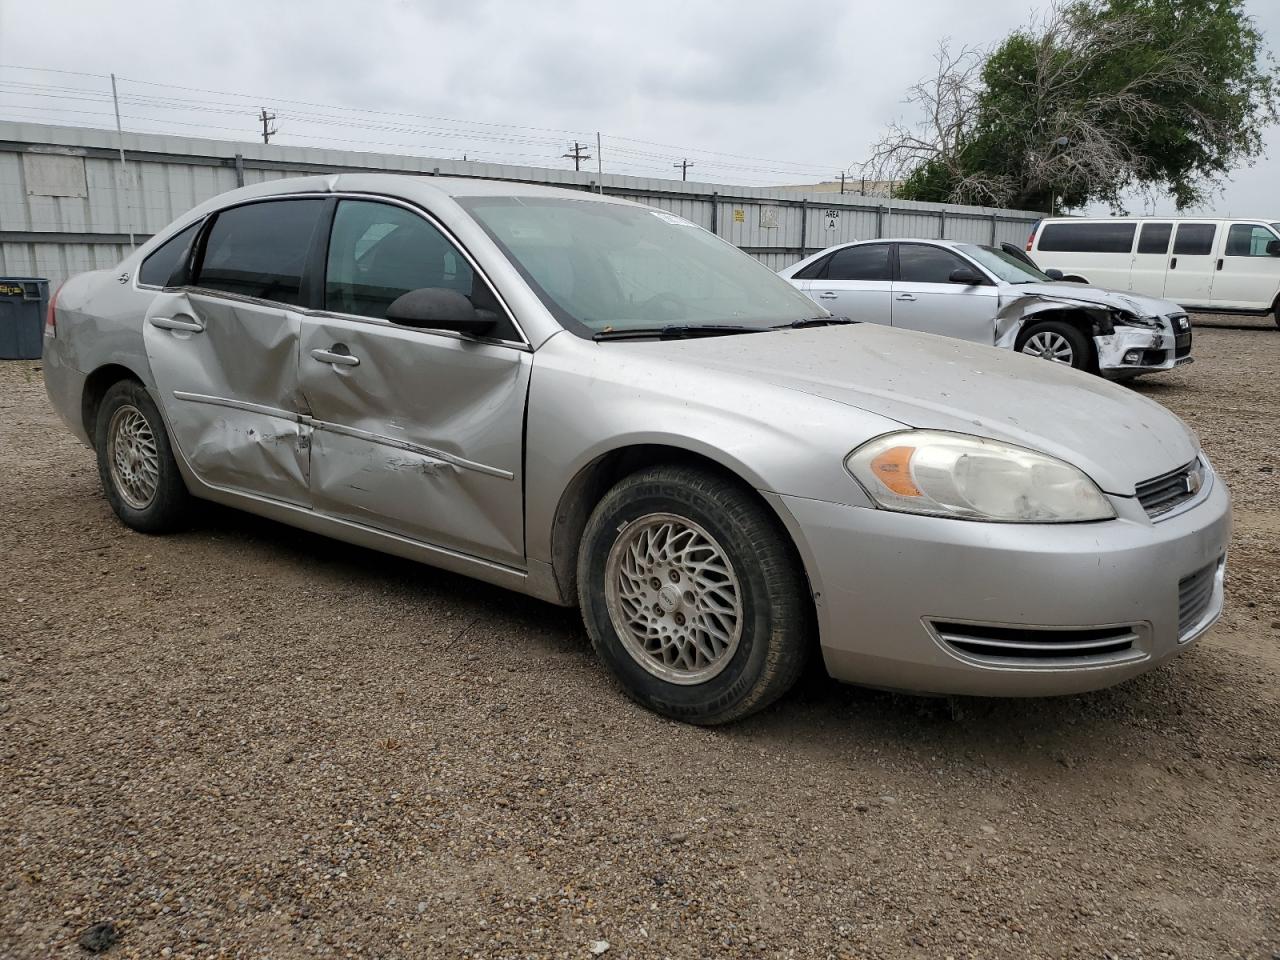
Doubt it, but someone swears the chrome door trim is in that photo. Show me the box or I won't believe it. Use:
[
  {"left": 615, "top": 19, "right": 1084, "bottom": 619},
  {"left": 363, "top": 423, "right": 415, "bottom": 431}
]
[
  {"left": 172, "top": 391, "right": 297, "bottom": 421},
  {"left": 304, "top": 417, "right": 516, "bottom": 481}
]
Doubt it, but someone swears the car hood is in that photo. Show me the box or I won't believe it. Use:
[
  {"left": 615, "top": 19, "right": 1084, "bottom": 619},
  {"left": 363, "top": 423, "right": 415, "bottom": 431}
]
[
  {"left": 1000, "top": 282, "right": 1181, "bottom": 318},
  {"left": 642, "top": 324, "right": 1198, "bottom": 495}
]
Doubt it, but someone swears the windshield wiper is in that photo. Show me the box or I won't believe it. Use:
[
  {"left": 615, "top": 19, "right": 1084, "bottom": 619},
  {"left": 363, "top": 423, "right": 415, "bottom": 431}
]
[
  {"left": 777, "top": 316, "right": 856, "bottom": 329},
  {"left": 592, "top": 324, "right": 758, "bottom": 341}
]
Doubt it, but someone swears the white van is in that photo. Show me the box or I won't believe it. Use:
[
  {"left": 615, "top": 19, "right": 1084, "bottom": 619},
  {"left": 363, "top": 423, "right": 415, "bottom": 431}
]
[{"left": 1028, "top": 218, "right": 1280, "bottom": 326}]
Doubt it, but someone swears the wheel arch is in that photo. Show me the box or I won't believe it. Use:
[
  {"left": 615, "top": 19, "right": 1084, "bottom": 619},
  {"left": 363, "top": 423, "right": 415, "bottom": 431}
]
[
  {"left": 81, "top": 363, "right": 146, "bottom": 448},
  {"left": 547, "top": 443, "right": 813, "bottom": 612}
]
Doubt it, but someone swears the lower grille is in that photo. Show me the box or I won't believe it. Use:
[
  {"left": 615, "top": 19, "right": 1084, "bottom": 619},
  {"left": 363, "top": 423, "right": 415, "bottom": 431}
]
[
  {"left": 1178, "top": 561, "right": 1219, "bottom": 638},
  {"left": 1174, "top": 331, "right": 1192, "bottom": 358},
  {"left": 1136, "top": 459, "right": 1204, "bottom": 519},
  {"left": 932, "top": 622, "right": 1138, "bottom": 661}
]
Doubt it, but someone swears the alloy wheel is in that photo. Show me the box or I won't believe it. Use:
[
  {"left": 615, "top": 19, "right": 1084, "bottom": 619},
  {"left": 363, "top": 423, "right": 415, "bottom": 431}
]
[
  {"left": 1022, "top": 330, "right": 1075, "bottom": 364},
  {"left": 604, "top": 513, "right": 744, "bottom": 685},
  {"left": 106, "top": 404, "right": 161, "bottom": 510}
]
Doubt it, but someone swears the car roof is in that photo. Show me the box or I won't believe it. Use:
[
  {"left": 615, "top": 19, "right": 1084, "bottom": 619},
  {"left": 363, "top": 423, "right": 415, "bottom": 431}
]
[{"left": 219, "top": 172, "right": 634, "bottom": 204}]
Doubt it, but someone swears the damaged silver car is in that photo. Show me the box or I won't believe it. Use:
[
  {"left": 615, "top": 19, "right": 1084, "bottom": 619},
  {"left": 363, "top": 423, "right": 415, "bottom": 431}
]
[
  {"left": 780, "top": 239, "right": 1193, "bottom": 378},
  {"left": 43, "top": 176, "right": 1229, "bottom": 725}
]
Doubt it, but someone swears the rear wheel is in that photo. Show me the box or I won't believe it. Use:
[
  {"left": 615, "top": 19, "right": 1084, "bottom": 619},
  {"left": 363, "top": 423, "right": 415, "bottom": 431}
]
[
  {"left": 1018, "top": 320, "right": 1093, "bottom": 371},
  {"left": 94, "top": 380, "right": 191, "bottom": 533},
  {"left": 577, "top": 465, "right": 810, "bottom": 725}
]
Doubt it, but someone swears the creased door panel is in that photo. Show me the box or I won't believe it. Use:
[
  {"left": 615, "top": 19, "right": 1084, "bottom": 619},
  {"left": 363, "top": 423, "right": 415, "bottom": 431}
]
[
  {"left": 142, "top": 290, "right": 310, "bottom": 505},
  {"left": 300, "top": 318, "right": 529, "bottom": 565}
]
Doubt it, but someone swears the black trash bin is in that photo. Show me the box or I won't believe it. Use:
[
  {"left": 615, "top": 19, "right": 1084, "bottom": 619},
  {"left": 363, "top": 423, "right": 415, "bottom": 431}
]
[{"left": 0, "top": 278, "right": 49, "bottom": 360}]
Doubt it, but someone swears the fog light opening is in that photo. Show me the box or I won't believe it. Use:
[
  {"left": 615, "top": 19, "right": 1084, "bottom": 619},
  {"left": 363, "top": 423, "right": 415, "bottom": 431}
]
[{"left": 1123, "top": 349, "right": 1142, "bottom": 364}]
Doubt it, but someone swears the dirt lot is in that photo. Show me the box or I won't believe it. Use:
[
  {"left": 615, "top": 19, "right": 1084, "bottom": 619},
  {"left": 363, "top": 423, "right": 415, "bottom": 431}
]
[{"left": 1, "top": 318, "right": 1278, "bottom": 960}]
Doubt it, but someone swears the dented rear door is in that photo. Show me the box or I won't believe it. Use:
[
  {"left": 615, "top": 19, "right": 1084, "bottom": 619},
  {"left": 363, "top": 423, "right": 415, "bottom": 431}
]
[{"left": 142, "top": 290, "right": 311, "bottom": 506}]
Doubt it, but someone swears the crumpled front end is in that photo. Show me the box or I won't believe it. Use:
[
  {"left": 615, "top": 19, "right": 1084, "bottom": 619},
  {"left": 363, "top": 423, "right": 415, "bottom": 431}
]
[{"left": 994, "top": 293, "right": 1193, "bottom": 378}]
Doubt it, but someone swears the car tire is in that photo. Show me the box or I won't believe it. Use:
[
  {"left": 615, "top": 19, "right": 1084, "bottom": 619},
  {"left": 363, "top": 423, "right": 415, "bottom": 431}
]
[
  {"left": 94, "top": 379, "right": 192, "bottom": 533},
  {"left": 577, "top": 464, "right": 810, "bottom": 725},
  {"left": 1018, "top": 319, "right": 1093, "bottom": 371}
]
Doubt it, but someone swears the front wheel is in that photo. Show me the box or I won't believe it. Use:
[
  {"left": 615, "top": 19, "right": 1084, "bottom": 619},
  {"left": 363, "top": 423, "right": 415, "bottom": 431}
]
[
  {"left": 94, "top": 379, "right": 192, "bottom": 533},
  {"left": 1018, "top": 320, "right": 1093, "bottom": 371},
  {"left": 577, "top": 465, "right": 810, "bottom": 725}
]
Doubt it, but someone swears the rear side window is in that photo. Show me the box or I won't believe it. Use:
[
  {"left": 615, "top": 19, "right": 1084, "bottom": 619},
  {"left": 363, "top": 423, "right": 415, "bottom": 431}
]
[
  {"left": 1037, "top": 222, "right": 1136, "bottom": 253},
  {"left": 1172, "top": 223, "right": 1216, "bottom": 256},
  {"left": 139, "top": 221, "right": 200, "bottom": 287},
  {"left": 1136, "top": 222, "right": 1172, "bottom": 255},
  {"left": 897, "top": 244, "right": 970, "bottom": 284},
  {"left": 826, "top": 244, "right": 892, "bottom": 281},
  {"left": 793, "top": 254, "right": 832, "bottom": 280},
  {"left": 1225, "top": 224, "right": 1277, "bottom": 257},
  {"left": 196, "top": 199, "right": 326, "bottom": 305}
]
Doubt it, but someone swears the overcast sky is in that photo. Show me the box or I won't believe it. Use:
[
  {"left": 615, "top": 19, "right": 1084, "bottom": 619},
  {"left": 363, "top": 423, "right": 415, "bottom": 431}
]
[{"left": 0, "top": 0, "right": 1276, "bottom": 215}]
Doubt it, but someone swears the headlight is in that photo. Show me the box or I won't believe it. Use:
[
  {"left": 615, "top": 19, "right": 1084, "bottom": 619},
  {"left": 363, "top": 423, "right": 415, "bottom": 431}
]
[
  {"left": 1113, "top": 311, "right": 1160, "bottom": 329},
  {"left": 846, "top": 431, "right": 1115, "bottom": 523}
]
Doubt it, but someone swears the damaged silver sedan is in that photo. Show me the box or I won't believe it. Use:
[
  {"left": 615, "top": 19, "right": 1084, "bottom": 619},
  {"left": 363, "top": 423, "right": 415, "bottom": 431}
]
[
  {"left": 44, "top": 175, "right": 1229, "bottom": 724},
  {"left": 780, "top": 239, "right": 1193, "bottom": 378}
]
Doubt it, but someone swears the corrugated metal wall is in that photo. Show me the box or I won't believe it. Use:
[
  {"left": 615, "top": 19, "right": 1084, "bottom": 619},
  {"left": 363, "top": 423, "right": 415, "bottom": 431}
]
[{"left": 0, "top": 121, "right": 1043, "bottom": 288}]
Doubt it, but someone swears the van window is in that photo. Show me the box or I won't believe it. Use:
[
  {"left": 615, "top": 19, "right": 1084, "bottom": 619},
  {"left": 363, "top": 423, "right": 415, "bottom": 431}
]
[
  {"left": 1037, "top": 222, "right": 1136, "bottom": 253},
  {"left": 197, "top": 199, "right": 326, "bottom": 305},
  {"left": 1225, "top": 224, "right": 1277, "bottom": 257},
  {"left": 1136, "top": 223, "right": 1172, "bottom": 255},
  {"left": 139, "top": 221, "right": 201, "bottom": 287},
  {"left": 1172, "top": 224, "right": 1216, "bottom": 257}
]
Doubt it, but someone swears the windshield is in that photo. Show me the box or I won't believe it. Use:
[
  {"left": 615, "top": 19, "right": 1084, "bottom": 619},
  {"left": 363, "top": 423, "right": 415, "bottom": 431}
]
[
  {"left": 956, "top": 244, "right": 1053, "bottom": 283},
  {"left": 459, "top": 197, "right": 824, "bottom": 337}
]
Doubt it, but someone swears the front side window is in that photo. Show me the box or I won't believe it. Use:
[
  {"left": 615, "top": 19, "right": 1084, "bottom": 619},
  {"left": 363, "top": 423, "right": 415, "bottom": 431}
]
[
  {"left": 459, "top": 197, "right": 821, "bottom": 336},
  {"left": 897, "top": 244, "right": 970, "bottom": 284},
  {"left": 1037, "top": 222, "right": 1136, "bottom": 253},
  {"left": 1172, "top": 223, "right": 1216, "bottom": 256},
  {"left": 325, "top": 200, "right": 475, "bottom": 319},
  {"left": 826, "top": 244, "right": 892, "bottom": 282},
  {"left": 196, "top": 199, "right": 326, "bottom": 305},
  {"left": 1225, "top": 223, "right": 1279, "bottom": 257},
  {"left": 139, "top": 221, "right": 201, "bottom": 287},
  {"left": 1137, "top": 222, "right": 1173, "bottom": 255}
]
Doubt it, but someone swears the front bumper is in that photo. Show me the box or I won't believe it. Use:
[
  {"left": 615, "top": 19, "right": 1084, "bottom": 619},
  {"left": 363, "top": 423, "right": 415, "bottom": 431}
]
[
  {"left": 1095, "top": 316, "right": 1192, "bottom": 377},
  {"left": 771, "top": 471, "right": 1231, "bottom": 697}
]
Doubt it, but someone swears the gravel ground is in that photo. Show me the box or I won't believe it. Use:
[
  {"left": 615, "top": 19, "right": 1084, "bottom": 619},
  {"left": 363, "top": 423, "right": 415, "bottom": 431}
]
[{"left": 2, "top": 321, "right": 1278, "bottom": 960}]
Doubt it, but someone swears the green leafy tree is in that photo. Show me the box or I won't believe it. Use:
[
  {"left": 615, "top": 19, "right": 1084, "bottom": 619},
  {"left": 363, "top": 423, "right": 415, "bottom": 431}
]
[{"left": 868, "top": 0, "right": 1278, "bottom": 211}]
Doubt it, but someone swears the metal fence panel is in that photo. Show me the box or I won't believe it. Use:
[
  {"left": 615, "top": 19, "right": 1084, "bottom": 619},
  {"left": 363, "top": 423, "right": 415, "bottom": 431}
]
[{"left": 0, "top": 121, "right": 1045, "bottom": 289}]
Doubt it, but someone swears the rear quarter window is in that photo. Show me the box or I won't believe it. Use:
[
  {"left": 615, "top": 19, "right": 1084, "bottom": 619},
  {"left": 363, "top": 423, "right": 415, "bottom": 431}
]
[
  {"left": 139, "top": 221, "right": 201, "bottom": 287},
  {"left": 1037, "top": 222, "right": 1136, "bottom": 254}
]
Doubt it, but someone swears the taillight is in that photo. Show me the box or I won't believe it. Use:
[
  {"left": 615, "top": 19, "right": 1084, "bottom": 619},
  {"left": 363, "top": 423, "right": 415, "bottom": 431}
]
[
  {"left": 1026, "top": 220, "right": 1041, "bottom": 251},
  {"left": 45, "top": 283, "right": 62, "bottom": 338}
]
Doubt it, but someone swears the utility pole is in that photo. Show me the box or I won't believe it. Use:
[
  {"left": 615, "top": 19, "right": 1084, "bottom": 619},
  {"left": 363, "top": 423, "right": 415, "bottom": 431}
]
[
  {"left": 835, "top": 171, "right": 848, "bottom": 194},
  {"left": 595, "top": 131, "right": 603, "bottom": 193},
  {"left": 109, "top": 73, "right": 135, "bottom": 248},
  {"left": 563, "top": 141, "right": 591, "bottom": 171},
  {"left": 259, "top": 107, "right": 277, "bottom": 144},
  {"left": 673, "top": 158, "right": 694, "bottom": 181}
]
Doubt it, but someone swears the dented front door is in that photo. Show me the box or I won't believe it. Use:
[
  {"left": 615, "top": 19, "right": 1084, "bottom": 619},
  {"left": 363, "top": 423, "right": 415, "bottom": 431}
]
[
  {"left": 298, "top": 318, "right": 529, "bottom": 566},
  {"left": 142, "top": 290, "right": 310, "bottom": 506}
]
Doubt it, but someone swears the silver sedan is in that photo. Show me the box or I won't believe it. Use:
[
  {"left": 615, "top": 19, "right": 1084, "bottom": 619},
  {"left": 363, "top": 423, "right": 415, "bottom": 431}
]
[
  {"left": 779, "top": 239, "right": 1194, "bottom": 378},
  {"left": 43, "top": 175, "right": 1229, "bottom": 723}
]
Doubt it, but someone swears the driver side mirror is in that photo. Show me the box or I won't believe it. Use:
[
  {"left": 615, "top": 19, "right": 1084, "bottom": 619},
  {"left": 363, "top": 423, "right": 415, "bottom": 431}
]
[
  {"left": 386, "top": 287, "right": 497, "bottom": 335},
  {"left": 948, "top": 267, "right": 982, "bottom": 285},
  {"left": 1044, "top": 268, "right": 1065, "bottom": 281},
  {"left": 1267, "top": 239, "right": 1280, "bottom": 257}
]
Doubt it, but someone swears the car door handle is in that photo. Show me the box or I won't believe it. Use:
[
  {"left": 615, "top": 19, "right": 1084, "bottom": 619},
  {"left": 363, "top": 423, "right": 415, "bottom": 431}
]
[
  {"left": 816, "top": 292, "right": 838, "bottom": 300},
  {"left": 1216, "top": 258, "right": 1224, "bottom": 271},
  {"left": 149, "top": 315, "right": 204, "bottom": 333},
  {"left": 1170, "top": 257, "right": 1178, "bottom": 270},
  {"left": 895, "top": 293, "right": 917, "bottom": 302},
  {"left": 310, "top": 347, "right": 360, "bottom": 368}
]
